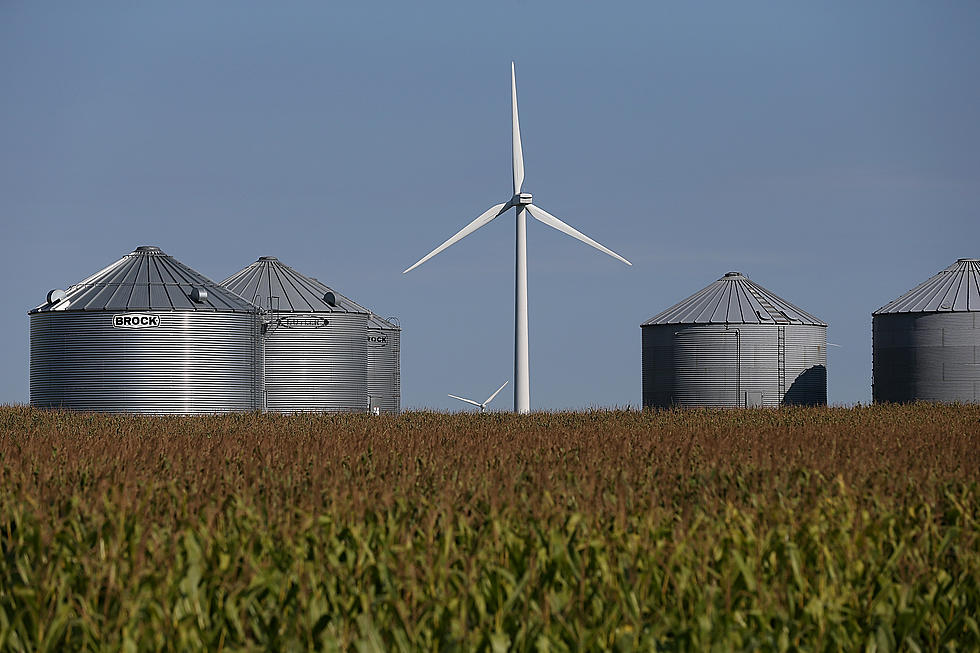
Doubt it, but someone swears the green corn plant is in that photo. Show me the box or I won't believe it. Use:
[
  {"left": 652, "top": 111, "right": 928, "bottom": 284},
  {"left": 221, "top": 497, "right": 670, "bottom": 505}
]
[{"left": 0, "top": 405, "right": 978, "bottom": 651}]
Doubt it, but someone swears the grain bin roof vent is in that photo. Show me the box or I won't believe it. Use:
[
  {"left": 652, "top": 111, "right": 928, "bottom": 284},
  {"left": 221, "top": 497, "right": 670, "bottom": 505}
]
[
  {"left": 28, "top": 246, "right": 257, "bottom": 314},
  {"left": 46, "top": 289, "right": 66, "bottom": 304},
  {"left": 367, "top": 313, "right": 401, "bottom": 330},
  {"left": 874, "top": 258, "right": 980, "bottom": 314},
  {"left": 220, "top": 256, "right": 370, "bottom": 314},
  {"left": 642, "top": 271, "right": 825, "bottom": 326}
]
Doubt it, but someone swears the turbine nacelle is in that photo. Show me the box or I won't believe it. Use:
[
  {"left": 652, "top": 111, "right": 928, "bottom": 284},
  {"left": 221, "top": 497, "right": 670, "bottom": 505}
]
[{"left": 505, "top": 192, "right": 533, "bottom": 210}]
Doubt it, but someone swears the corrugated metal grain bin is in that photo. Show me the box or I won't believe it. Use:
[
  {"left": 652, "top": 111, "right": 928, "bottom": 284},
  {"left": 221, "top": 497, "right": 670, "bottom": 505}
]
[
  {"left": 873, "top": 258, "right": 980, "bottom": 404},
  {"left": 221, "top": 257, "right": 370, "bottom": 413},
  {"left": 367, "top": 314, "right": 401, "bottom": 415},
  {"left": 641, "top": 272, "right": 827, "bottom": 408},
  {"left": 29, "top": 246, "right": 263, "bottom": 414}
]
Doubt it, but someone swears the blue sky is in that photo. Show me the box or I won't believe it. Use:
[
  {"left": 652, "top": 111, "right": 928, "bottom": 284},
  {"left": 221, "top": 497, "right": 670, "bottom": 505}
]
[{"left": 2, "top": 1, "right": 978, "bottom": 409}]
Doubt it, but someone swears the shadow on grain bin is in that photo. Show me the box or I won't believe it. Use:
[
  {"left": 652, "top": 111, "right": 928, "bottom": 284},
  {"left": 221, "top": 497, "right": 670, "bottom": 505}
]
[{"left": 783, "top": 365, "right": 828, "bottom": 406}]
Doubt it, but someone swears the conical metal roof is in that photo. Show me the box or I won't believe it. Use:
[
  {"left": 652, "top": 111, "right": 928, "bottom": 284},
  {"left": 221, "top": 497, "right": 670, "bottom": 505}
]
[
  {"left": 30, "top": 246, "right": 257, "bottom": 313},
  {"left": 642, "top": 271, "right": 826, "bottom": 326},
  {"left": 368, "top": 314, "right": 400, "bottom": 330},
  {"left": 220, "top": 256, "right": 370, "bottom": 314},
  {"left": 874, "top": 258, "right": 980, "bottom": 315}
]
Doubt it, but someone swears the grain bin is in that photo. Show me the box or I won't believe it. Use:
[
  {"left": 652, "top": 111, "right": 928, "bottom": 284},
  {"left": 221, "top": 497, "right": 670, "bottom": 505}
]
[
  {"left": 29, "top": 246, "right": 263, "bottom": 414},
  {"left": 221, "top": 257, "right": 370, "bottom": 413},
  {"left": 366, "top": 314, "right": 401, "bottom": 415},
  {"left": 873, "top": 258, "right": 980, "bottom": 404},
  {"left": 641, "top": 272, "right": 827, "bottom": 408}
]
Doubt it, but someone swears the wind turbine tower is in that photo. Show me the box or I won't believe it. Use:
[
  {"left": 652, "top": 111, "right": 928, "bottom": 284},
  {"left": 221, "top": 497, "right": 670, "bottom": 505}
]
[{"left": 405, "top": 63, "right": 631, "bottom": 413}]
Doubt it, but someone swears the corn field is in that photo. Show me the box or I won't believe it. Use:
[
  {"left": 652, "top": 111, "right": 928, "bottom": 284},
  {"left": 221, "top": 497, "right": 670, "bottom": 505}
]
[{"left": 1, "top": 404, "right": 979, "bottom": 651}]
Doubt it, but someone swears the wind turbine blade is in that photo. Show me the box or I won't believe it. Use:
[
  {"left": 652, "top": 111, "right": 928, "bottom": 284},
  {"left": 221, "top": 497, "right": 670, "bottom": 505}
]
[
  {"left": 448, "top": 394, "right": 483, "bottom": 408},
  {"left": 483, "top": 381, "right": 509, "bottom": 405},
  {"left": 526, "top": 204, "right": 632, "bottom": 266},
  {"left": 403, "top": 203, "right": 508, "bottom": 273},
  {"left": 511, "top": 62, "right": 524, "bottom": 194}
]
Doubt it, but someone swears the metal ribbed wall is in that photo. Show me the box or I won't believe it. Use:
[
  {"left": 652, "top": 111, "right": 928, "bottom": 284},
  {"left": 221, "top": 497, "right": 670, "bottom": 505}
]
[
  {"left": 368, "top": 320, "right": 401, "bottom": 414},
  {"left": 782, "top": 325, "right": 828, "bottom": 406},
  {"left": 30, "top": 311, "right": 262, "bottom": 414},
  {"left": 641, "top": 272, "right": 827, "bottom": 409},
  {"left": 221, "top": 257, "right": 378, "bottom": 413},
  {"left": 642, "top": 324, "right": 827, "bottom": 408},
  {"left": 873, "top": 312, "right": 979, "bottom": 403},
  {"left": 641, "top": 326, "right": 674, "bottom": 408},
  {"left": 642, "top": 323, "right": 827, "bottom": 408},
  {"left": 673, "top": 326, "right": 747, "bottom": 407},
  {"left": 263, "top": 313, "right": 369, "bottom": 413},
  {"left": 872, "top": 258, "right": 980, "bottom": 404}
]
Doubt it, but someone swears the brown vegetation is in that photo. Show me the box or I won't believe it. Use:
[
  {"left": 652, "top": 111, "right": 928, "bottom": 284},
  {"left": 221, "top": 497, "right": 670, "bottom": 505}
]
[
  {"left": 3, "top": 404, "right": 978, "bottom": 524},
  {"left": 1, "top": 404, "right": 978, "bottom": 650}
]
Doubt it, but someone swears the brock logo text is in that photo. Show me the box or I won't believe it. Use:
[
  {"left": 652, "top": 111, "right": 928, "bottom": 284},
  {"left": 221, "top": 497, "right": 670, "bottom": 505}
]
[{"left": 112, "top": 314, "right": 161, "bottom": 329}]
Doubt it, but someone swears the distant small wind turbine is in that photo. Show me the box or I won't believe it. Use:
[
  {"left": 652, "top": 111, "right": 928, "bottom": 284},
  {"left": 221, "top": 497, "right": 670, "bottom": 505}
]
[
  {"left": 405, "top": 63, "right": 631, "bottom": 414},
  {"left": 448, "top": 381, "right": 509, "bottom": 413}
]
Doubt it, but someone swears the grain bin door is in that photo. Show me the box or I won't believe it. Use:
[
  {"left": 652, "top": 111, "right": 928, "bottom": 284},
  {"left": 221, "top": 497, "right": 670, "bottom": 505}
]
[{"left": 673, "top": 328, "right": 739, "bottom": 408}]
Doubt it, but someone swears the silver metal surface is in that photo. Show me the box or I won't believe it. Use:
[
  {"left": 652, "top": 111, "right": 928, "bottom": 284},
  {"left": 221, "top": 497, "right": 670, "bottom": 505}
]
[
  {"left": 368, "top": 315, "right": 401, "bottom": 415},
  {"left": 782, "top": 325, "right": 829, "bottom": 406},
  {"left": 262, "top": 313, "right": 369, "bottom": 413},
  {"left": 30, "top": 246, "right": 255, "bottom": 314},
  {"left": 30, "top": 311, "right": 263, "bottom": 414},
  {"left": 873, "top": 312, "right": 979, "bottom": 403},
  {"left": 222, "top": 257, "right": 372, "bottom": 413},
  {"left": 874, "top": 258, "right": 980, "bottom": 314},
  {"left": 642, "top": 272, "right": 825, "bottom": 326},
  {"left": 29, "top": 246, "right": 263, "bottom": 414},
  {"left": 872, "top": 258, "right": 980, "bottom": 404},
  {"left": 221, "top": 256, "right": 370, "bottom": 314},
  {"left": 641, "top": 273, "right": 827, "bottom": 408},
  {"left": 673, "top": 326, "right": 745, "bottom": 407}
]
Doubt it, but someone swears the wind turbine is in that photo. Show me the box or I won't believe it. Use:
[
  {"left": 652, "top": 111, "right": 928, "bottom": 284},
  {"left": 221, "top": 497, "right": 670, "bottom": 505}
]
[
  {"left": 404, "top": 63, "right": 631, "bottom": 414},
  {"left": 448, "top": 381, "right": 509, "bottom": 413}
]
